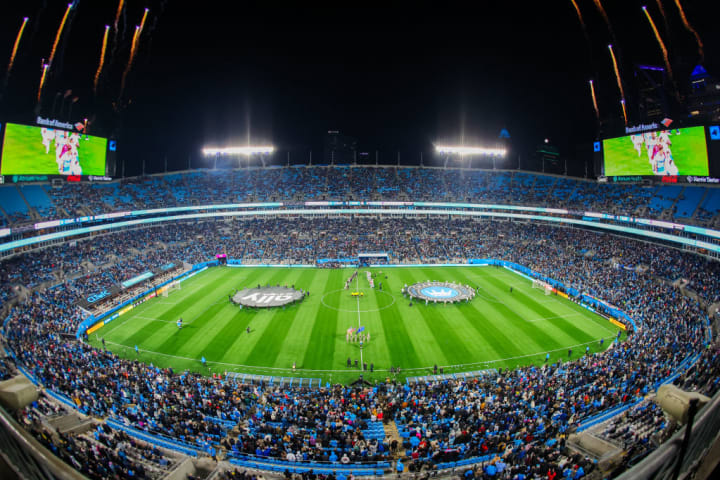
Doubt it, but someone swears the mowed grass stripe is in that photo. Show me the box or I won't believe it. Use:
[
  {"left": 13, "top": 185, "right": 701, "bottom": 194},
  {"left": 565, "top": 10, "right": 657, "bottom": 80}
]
[
  {"left": 384, "top": 269, "right": 445, "bottom": 368},
  {"left": 471, "top": 272, "right": 565, "bottom": 351},
  {"left": 445, "top": 268, "right": 531, "bottom": 362},
  {"left": 353, "top": 270, "right": 420, "bottom": 371},
  {"left": 244, "top": 269, "right": 316, "bottom": 369},
  {"left": 117, "top": 269, "right": 238, "bottom": 347},
  {"left": 304, "top": 270, "right": 342, "bottom": 370},
  {"left": 275, "top": 269, "right": 330, "bottom": 370},
  {"left": 406, "top": 268, "right": 474, "bottom": 366},
  {"left": 482, "top": 274, "right": 598, "bottom": 344}
]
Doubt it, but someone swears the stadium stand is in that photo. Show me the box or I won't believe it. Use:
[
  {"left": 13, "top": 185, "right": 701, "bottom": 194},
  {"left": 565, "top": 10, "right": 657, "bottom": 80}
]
[{"left": 0, "top": 166, "right": 719, "bottom": 479}]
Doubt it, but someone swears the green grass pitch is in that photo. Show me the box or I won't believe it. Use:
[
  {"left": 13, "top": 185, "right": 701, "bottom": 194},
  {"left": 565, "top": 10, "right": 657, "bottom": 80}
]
[
  {"left": 1, "top": 123, "right": 107, "bottom": 176},
  {"left": 603, "top": 126, "right": 709, "bottom": 176},
  {"left": 89, "top": 266, "right": 624, "bottom": 384}
]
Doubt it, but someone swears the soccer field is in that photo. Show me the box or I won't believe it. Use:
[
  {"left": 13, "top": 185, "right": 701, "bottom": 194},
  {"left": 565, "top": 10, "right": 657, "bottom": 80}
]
[{"left": 90, "top": 266, "right": 624, "bottom": 383}]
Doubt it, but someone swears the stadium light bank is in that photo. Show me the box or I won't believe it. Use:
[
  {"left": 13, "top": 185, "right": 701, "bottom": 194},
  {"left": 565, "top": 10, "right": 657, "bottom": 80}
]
[
  {"left": 202, "top": 146, "right": 275, "bottom": 156},
  {"left": 435, "top": 145, "right": 506, "bottom": 156}
]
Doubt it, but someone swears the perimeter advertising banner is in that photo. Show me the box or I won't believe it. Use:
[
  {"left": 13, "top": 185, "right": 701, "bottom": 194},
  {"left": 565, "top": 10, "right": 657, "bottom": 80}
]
[
  {"left": 602, "top": 126, "right": 709, "bottom": 177},
  {"left": 0, "top": 122, "right": 108, "bottom": 176}
]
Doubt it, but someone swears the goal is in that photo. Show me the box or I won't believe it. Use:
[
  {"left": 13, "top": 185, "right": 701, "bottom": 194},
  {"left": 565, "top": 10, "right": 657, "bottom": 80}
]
[
  {"left": 162, "top": 281, "right": 181, "bottom": 297},
  {"left": 532, "top": 279, "right": 553, "bottom": 295}
]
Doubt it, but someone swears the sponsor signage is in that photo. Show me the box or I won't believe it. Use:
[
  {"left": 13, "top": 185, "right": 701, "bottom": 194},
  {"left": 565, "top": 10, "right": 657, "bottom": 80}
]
[
  {"left": 36, "top": 116, "right": 75, "bottom": 130},
  {"left": 86, "top": 290, "right": 111, "bottom": 304},
  {"left": 231, "top": 286, "right": 304, "bottom": 308},
  {"left": 625, "top": 122, "right": 659, "bottom": 134}
]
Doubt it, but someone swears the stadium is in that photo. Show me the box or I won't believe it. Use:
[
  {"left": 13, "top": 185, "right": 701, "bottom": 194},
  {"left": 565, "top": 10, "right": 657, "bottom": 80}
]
[{"left": 1, "top": 2, "right": 720, "bottom": 480}]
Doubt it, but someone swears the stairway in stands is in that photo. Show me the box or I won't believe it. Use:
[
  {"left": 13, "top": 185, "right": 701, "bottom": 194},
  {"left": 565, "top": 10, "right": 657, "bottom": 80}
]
[{"left": 383, "top": 420, "right": 404, "bottom": 459}]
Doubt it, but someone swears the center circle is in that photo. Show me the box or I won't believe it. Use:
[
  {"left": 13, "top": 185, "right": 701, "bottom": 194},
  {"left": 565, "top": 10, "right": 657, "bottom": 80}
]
[{"left": 320, "top": 288, "right": 396, "bottom": 313}]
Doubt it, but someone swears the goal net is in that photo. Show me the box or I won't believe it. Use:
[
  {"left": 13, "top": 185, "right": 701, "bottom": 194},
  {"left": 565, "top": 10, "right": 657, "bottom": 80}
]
[
  {"left": 162, "top": 281, "right": 181, "bottom": 297},
  {"left": 532, "top": 279, "right": 553, "bottom": 295}
]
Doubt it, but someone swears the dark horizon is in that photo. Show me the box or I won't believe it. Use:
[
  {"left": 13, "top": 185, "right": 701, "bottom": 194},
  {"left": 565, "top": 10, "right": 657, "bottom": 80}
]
[{"left": 0, "top": 1, "right": 717, "bottom": 177}]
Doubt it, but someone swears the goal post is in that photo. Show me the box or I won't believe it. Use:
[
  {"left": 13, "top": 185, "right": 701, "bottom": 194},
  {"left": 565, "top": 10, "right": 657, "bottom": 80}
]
[
  {"left": 532, "top": 279, "right": 553, "bottom": 295},
  {"left": 162, "top": 281, "right": 181, "bottom": 297}
]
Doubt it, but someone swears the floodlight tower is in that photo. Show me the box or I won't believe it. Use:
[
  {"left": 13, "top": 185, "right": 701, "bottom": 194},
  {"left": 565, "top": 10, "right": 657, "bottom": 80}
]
[
  {"left": 202, "top": 145, "right": 275, "bottom": 168},
  {"left": 434, "top": 145, "right": 507, "bottom": 168}
]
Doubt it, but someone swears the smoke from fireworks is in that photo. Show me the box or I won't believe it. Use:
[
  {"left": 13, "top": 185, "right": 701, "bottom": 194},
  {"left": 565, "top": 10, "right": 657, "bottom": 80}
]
[
  {"left": 589, "top": 80, "right": 600, "bottom": 120},
  {"left": 93, "top": 25, "right": 110, "bottom": 94},
  {"left": 37, "top": 63, "right": 49, "bottom": 102},
  {"left": 642, "top": 6, "right": 674, "bottom": 83},
  {"left": 592, "top": 0, "right": 615, "bottom": 41},
  {"left": 48, "top": 3, "right": 72, "bottom": 67},
  {"left": 620, "top": 99, "right": 628, "bottom": 126},
  {"left": 673, "top": 0, "right": 704, "bottom": 61},
  {"left": 7, "top": 17, "right": 29, "bottom": 75},
  {"left": 608, "top": 44, "right": 625, "bottom": 101}
]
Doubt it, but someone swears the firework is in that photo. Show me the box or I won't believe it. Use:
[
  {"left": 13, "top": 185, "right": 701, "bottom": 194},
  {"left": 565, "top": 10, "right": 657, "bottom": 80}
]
[
  {"left": 570, "top": 0, "right": 587, "bottom": 32},
  {"left": 37, "top": 64, "right": 49, "bottom": 102},
  {"left": 673, "top": 0, "right": 704, "bottom": 61},
  {"left": 592, "top": 0, "right": 615, "bottom": 40},
  {"left": 608, "top": 44, "right": 625, "bottom": 101},
  {"left": 119, "top": 25, "right": 141, "bottom": 100},
  {"left": 589, "top": 80, "right": 600, "bottom": 120},
  {"left": 114, "top": 0, "right": 125, "bottom": 30},
  {"left": 620, "top": 99, "right": 628, "bottom": 126},
  {"left": 642, "top": 6, "right": 674, "bottom": 82},
  {"left": 48, "top": 3, "right": 73, "bottom": 67},
  {"left": 138, "top": 8, "right": 149, "bottom": 34},
  {"left": 655, "top": 0, "right": 671, "bottom": 33},
  {"left": 7, "top": 17, "right": 29, "bottom": 75},
  {"left": 93, "top": 25, "right": 110, "bottom": 94}
]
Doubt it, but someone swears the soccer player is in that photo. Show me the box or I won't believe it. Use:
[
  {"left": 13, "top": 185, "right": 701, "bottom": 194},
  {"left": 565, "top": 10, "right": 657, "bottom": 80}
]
[
  {"left": 41, "top": 128, "right": 55, "bottom": 154},
  {"left": 630, "top": 134, "right": 644, "bottom": 156},
  {"left": 177, "top": 318, "right": 183, "bottom": 329},
  {"left": 246, "top": 326, "right": 251, "bottom": 334}
]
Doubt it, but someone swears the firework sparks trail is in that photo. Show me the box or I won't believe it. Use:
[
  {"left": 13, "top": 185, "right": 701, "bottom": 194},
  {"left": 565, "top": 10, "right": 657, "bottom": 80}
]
[
  {"left": 118, "top": 25, "right": 141, "bottom": 100},
  {"left": 608, "top": 44, "right": 625, "bottom": 101},
  {"left": 673, "top": 0, "right": 704, "bottom": 61},
  {"left": 37, "top": 63, "right": 49, "bottom": 102},
  {"left": 592, "top": 0, "right": 615, "bottom": 40},
  {"left": 642, "top": 6, "right": 674, "bottom": 83},
  {"left": 7, "top": 17, "right": 29, "bottom": 74},
  {"left": 113, "top": 0, "right": 124, "bottom": 30},
  {"left": 93, "top": 25, "right": 110, "bottom": 93},
  {"left": 589, "top": 80, "right": 600, "bottom": 119},
  {"left": 621, "top": 99, "right": 628, "bottom": 126},
  {"left": 48, "top": 3, "right": 72, "bottom": 67},
  {"left": 570, "top": 0, "right": 587, "bottom": 31}
]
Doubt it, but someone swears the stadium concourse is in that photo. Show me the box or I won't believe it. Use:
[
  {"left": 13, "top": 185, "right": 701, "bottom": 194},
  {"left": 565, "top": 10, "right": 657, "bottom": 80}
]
[{"left": 0, "top": 167, "right": 719, "bottom": 479}]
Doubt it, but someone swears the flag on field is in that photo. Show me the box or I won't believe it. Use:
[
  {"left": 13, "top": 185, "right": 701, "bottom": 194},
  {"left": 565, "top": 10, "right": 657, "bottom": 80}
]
[
  {"left": 347, "top": 327, "right": 354, "bottom": 334},
  {"left": 357, "top": 326, "right": 365, "bottom": 333}
]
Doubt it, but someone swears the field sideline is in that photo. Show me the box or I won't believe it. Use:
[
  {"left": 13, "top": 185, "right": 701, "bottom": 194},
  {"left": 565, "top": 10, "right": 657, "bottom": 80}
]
[{"left": 90, "top": 265, "right": 624, "bottom": 383}]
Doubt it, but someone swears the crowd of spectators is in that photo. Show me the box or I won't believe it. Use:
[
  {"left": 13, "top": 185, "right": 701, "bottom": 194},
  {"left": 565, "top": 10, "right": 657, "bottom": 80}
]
[
  {"left": 0, "top": 216, "right": 718, "bottom": 479},
  {"left": 2, "top": 167, "right": 719, "bottom": 228}
]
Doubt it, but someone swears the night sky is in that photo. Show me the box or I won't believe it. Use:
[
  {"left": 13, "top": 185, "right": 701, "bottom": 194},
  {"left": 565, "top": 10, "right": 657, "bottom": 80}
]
[{"left": 0, "top": 0, "right": 717, "bottom": 176}]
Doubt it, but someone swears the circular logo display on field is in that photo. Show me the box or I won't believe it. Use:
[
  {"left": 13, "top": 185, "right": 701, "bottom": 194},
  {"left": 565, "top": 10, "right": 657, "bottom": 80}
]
[
  {"left": 406, "top": 281, "right": 475, "bottom": 304},
  {"left": 232, "top": 286, "right": 304, "bottom": 308}
]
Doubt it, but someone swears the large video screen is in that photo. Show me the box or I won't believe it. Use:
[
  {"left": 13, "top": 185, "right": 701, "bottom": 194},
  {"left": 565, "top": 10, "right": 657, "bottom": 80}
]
[
  {"left": 603, "top": 126, "right": 709, "bottom": 176},
  {"left": 0, "top": 122, "right": 108, "bottom": 176}
]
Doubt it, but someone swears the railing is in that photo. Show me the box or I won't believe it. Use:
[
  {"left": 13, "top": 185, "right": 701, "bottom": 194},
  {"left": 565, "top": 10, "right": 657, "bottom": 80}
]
[
  {"left": 617, "top": 389, "right": 720, "bottom": 479},
  {"left": 0, "top": 404, "right": 87, "bottom": 480}
]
